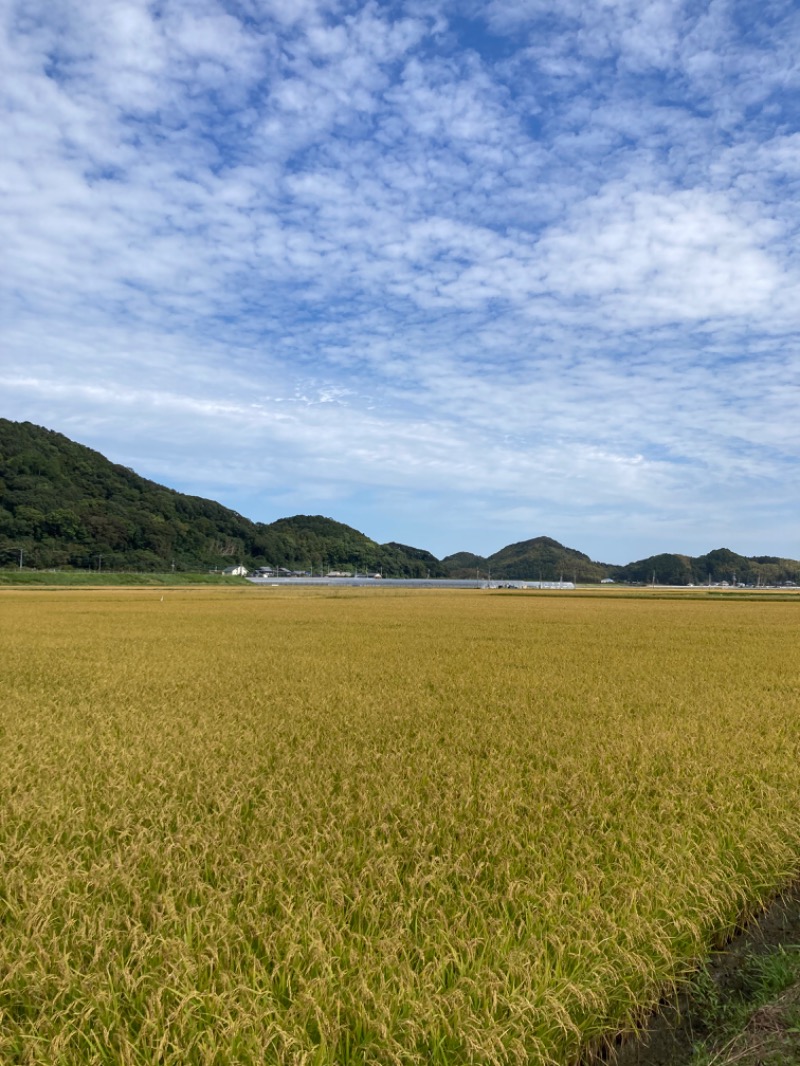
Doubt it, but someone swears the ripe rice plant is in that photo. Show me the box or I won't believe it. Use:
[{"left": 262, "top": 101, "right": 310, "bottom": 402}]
[{"left": 1, "top": 587, "right": 799, "bottom": 1064}]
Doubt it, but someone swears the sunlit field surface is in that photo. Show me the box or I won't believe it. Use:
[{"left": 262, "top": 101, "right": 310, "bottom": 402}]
[{"left": 1, "top": 588, "right": 799, "bottom": 1065}]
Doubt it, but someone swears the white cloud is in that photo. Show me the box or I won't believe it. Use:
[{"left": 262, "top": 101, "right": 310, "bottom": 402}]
[
  {"left": 535, "top": 186, "right": 782, "bottom": 323},
  {"left": 2, "top": 0, "right": 800, "bottom": 561}
]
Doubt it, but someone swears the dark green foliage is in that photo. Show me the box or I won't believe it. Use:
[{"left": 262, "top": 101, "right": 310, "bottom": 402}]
[
  {"left": 442, "top": 538, "right": 610, "bottom": 582},
  {"left": 440, "top": 551, "right": 487, "bottom": 578},
  {"left": 2, "top": 419, "right": 798, "bottom": 583},
  {"left": 614, "top": 552, "right": 695, "bottom": 586},
  {"left": 616, "top": 548, "right": 800, "bottom": 586},
  {"left": 486, "top": 536, "right": 611, "bottom": 582},
  {"left": 0, "top": 421, "right": 438, "bottom": 576},
  {"left": 380, "top": 542, "right": 447, "bottom": 578},
  {"left": 0, "top": 571, "right": 248, "bottom": 586},
  {"left": 263, "top": 519, "right": 447, "bottom": 578}
]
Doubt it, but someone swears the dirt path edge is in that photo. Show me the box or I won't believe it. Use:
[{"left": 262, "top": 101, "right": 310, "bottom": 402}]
[{"left": 609, "top": 884, "right": 800, "bottom": 1066}]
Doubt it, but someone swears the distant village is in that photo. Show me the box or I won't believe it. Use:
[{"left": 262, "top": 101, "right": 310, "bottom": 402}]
[
  {"left": 220, "top": 563, "right": 798, "bottom": 589},
  {"left": 220, "top": 565, "right": 383, "bottom": 579}
]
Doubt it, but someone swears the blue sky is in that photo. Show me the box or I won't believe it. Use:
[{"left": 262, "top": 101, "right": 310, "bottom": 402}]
[{"left": 2, "top": 0, "right": 800, "bottom": 563}]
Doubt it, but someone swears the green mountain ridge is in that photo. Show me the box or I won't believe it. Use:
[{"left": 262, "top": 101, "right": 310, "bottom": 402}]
[
  {"left": 0, "top": 421, "right": 443, "bottom": 577},
  {"left": 613, "top": 548, "right": 800, "bottom": 587},
  {"left": 1, "top": 419, "right": 798, "bottom": 584},
  {"left": 483, "top": 536, "right": 610, "bottom": 583}
]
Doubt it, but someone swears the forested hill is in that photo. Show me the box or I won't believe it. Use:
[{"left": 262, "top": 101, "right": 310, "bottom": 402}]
[
  {"left": 613, "top": 548, "right": 800, "bottom": 587},
  {"left": 441, "top": 541, "right": 800, "bottom": 586},
  {"left": 1, "top": 419, "right": 798, "bottom": 583},
  {"left": 0, "top": 420, "right": 444, "bottom": 575},
  {"left": 441, "top": 536, "right": 612, "bottom": 583},
  {"left": 460, "top": 533, "right": 610, "bottom": 584}
]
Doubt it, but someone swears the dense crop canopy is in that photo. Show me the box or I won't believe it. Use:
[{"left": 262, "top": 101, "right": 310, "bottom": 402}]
[{"left": 1, "top": 589, "right": 799, "bottom": 1064}]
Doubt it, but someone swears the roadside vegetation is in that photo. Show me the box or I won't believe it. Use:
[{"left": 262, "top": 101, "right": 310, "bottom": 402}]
[
  {"left": 617, "top": 889, "right": 800, "bottom": 1066},
  {"left": 688, "top": 945, "right": 800, "bottom": 1065},
  {"left": 1, "top": 589, "right": 799, "bottom": 1064},
  {"left": 0, "top": 570, "right": 248, "bottom": 586}
]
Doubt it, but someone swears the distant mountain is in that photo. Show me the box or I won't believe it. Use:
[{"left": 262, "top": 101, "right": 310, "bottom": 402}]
[
  {"left": 613, "top": 552, "right": 694, "bottom": 586},
  {"left": 440, "top": 551, "right": 487, "bottom": 577},
  {"left": 265, "top": 517, "right": 446, "bottom": 577},
  {"left": 382, "top": 542, "right": 445, "bottom": 577},
  {"left": 1, "top": 419, "right": 798, "bottom": 582},
  {"left": 442, "top": 538, "right": 612, "bottom": 582},
  {"left": 438, "top": 540, "right": 799, "bottom": 586},
  {"left": 489, "top": 536, "right": 612, "bottom": 583},
  {"left": 0, "top": 420, "right": 441, "bottom": 576},
  {"left": 615, "top": 548, "right": 800, "bottom": 586}
]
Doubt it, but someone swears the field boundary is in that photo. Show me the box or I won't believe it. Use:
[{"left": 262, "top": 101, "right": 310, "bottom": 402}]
[{"left": 614, "top": 883, "right": 800, "bottom": 1065}]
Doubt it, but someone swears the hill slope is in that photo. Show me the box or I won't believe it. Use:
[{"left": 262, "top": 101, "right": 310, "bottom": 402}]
[
  {"left": 488, "top": 536, "right": 613, "bottom": 582},
  {"left": 440, "top": 551, "right": 487, "bottom": 577},
  {"left": 442, "top": 538, "right": 613, "bottom": 581},
  {"left": 615, "top": 548, "right": 800, "bottom": 586},
  {"left": 2, "top": 419, "right": 798, "bottom": 582},
  {"left": 0, "top": 421, "right": 440, "bottom": 575}
]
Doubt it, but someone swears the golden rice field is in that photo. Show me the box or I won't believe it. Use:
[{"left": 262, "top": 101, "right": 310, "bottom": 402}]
[{"left": 1, "top": 587, "right": 800, "bottom": 1065}]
